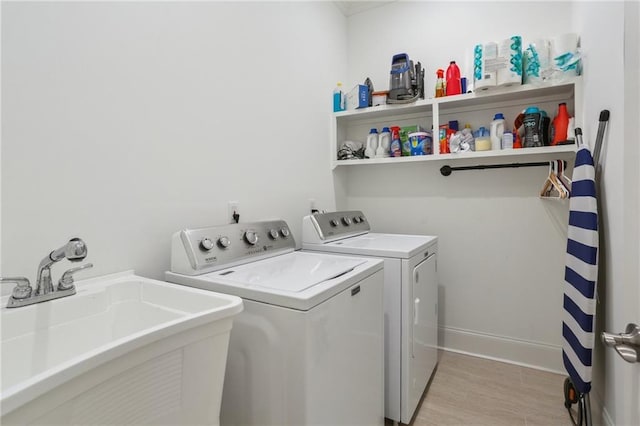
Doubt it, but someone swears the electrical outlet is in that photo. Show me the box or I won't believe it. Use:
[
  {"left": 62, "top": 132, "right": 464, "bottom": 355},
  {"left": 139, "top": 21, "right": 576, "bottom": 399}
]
[{"left": 228, "top": 201, "right": 240, "bottom": 224}]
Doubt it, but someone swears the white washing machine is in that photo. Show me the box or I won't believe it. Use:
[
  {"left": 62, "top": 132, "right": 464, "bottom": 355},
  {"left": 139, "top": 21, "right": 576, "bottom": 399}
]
[
  {"left": 302, "top": 211, "right": 438, "bottom": 424},
  {"left": 166, "top": 220, "right": 384, "bottom": 426}
]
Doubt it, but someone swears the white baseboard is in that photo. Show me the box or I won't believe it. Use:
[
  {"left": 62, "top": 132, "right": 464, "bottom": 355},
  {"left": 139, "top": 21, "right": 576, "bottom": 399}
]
[
  {"left": 602, "top": 405, "right": 615, "bottom": 426},
  {"left": 439, "top": 325, "right": 564, "bottom": 373}
]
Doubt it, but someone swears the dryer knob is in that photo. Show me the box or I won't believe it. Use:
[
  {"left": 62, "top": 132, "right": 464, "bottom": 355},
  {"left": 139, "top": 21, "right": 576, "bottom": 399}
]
[
  {"left": 217, "top": 236, "right": 231, "bottom": 248},
  {"left": 244, "top": 230, "right": 259, "bottom": 245},
  {"left": 353, "top": 216, "right": 361, "bottom": 223},
  {"left": 268, "top": 229, "right": 279, "bottom": 240},
  {"left": 200, "top": 238, "right": 215, "bottom": 251},
  {"left": 359, "top": 215, "right": 366, "bottom": 222},
  {"left": 280, "top": 227, "right": 290, "bottom": 238},
  {"left": 330, "top": 219, "right": 339, "bottom": 227},
  {"left": 342, "top": 216, "right": 352, "bottom": 226}
]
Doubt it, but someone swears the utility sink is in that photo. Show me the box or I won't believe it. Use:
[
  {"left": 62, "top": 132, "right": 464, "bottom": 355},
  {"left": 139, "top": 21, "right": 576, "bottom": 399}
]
[{"left": 1, "top": 271, "right": 243, "bottom": 425}]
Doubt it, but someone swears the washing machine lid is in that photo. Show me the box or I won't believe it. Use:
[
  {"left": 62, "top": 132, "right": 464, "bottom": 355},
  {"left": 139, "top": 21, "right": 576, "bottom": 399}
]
[
  {"left": 303, "top": 233, "right": 437, "bottom": 259},
  {"left": 165, "top": 251, "right": 382, "bottom": 311}
]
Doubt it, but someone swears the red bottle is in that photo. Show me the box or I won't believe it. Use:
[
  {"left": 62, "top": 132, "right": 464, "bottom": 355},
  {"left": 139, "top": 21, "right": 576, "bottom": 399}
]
[
  {"left": 390, "top": 126, "right": 402, "bottom": 157},
  {"left": 551, "top": 102, "right": 571, "bottom": 145},
  {"left": 445, "top": 61, "right": 461, "bottom": 96}
]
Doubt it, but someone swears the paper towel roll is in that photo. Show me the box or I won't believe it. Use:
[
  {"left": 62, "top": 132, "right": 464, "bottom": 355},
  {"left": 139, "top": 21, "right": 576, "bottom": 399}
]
[
  {"left": 496, "top": 36, "right": 523, "bottom": 87},
  {"left": 524, "top": 39, "right": 552, "bottom": 84},
  {"left": 551, "top": 33, "right": 578, "bottom": 61},
  {"left": 551, "top": 33, "right": 580, "bottom": 79},
  {"left": 474, "top": 42, "right": 498, "bottom": 91}
]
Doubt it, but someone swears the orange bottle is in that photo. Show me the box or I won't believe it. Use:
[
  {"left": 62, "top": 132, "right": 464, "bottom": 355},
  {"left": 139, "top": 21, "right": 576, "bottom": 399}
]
[{"left": 551, "top": 103, "right": 571, "bottom": 145}]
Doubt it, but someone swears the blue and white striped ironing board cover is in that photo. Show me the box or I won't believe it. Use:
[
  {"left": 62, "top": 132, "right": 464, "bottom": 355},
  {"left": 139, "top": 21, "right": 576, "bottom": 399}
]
[{"left": 563, "top": 145, "right": 599, "bottom": 394}]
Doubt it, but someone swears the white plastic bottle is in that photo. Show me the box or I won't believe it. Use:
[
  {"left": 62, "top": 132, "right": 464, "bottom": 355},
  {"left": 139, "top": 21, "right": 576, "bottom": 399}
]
[
  {"left": 490, "top": 113, "right": 505, "bottom": 150},
  {"left": 376, "top": 127, "right": 391, "bottom": 158},
  {"left": 501, "top": 131, "right": 513, "bottom": 149},
  {"left": 365, "top": 128, "right": 378, "bottom": 158}
]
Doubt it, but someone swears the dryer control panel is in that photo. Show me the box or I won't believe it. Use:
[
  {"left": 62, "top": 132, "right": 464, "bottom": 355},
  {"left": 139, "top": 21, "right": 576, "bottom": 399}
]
[
  {"left": 171, "top": 220, "right": 295, "bottom": 275},
  {"left": 302, "top": 211, "right": 370, "bottom": 244}
]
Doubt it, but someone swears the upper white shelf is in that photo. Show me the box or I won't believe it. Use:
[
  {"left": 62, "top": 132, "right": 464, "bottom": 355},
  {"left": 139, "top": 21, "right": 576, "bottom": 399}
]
[{"left": 334, "top": 78, "right": 579, "bottom": 121}]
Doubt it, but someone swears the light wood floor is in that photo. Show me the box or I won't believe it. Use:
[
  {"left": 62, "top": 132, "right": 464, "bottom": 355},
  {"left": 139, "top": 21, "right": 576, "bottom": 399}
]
[{"left": 404, "top": 350, "right": 574, "bottom": 426}]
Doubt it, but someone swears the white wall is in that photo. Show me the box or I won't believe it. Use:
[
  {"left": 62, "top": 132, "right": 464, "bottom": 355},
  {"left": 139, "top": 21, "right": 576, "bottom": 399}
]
[
  {"left": 343, "top": 1, "right": 578, "bottom": 372},
  {"left": 1, "top": 2, "right": 346, "bottom": 282},
  {"left": 347, "top": 1, "right": 575, "bottom": 98},
  {"left": 573, "top": 2, "right": 639, "bottom": 425}
]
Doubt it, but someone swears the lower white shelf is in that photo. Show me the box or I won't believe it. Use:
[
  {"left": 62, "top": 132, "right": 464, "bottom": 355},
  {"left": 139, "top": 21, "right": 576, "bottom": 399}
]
[{"left": 331, "top": 145, "right": 576, "bottom": 169}]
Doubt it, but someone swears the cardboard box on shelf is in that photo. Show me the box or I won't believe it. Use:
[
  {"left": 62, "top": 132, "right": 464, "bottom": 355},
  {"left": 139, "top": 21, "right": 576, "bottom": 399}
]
[{"left": 346, "top": 84, "right": 368, "bottom": 110}]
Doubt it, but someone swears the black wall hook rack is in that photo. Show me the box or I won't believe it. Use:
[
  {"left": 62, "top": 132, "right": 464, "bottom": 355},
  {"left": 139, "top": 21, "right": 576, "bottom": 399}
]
[{"left": 440, "top": 161, "right": 565, "bottom": 176}]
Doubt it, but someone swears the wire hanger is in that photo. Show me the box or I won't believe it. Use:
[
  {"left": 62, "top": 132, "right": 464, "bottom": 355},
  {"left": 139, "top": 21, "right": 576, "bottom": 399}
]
[
  {"left": 555, "top": 159, "right": 572, "bottom": 196},
  {"left": 540, "top": 160, "right": 569, "bottom": 199}
]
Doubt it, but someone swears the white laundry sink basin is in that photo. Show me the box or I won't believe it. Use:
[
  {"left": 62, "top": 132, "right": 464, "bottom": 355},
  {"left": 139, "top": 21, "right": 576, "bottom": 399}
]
[{"left": 1, "top": 271, "right": 242, "bottom": 425}]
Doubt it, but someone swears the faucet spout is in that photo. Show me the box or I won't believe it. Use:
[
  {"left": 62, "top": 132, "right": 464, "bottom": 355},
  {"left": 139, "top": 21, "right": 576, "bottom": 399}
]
[
  {"left": 4, "top": 238, "right": 90, "bottom": 308},
  {"left": 36, "top": 238, "right": 88, "bottom": 295}
]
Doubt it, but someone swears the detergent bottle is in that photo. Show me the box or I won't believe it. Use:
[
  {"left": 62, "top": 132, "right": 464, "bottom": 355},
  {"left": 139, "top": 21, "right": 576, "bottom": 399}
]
[
  {"left": 445, "top": 61, "right": 461, "bottom": 96},
  {"left": 390, "top": 126, "right": 402, "bottom": 157},
  {"left": 522, "top": 107, "right": 544, "bottom": 147},
  {"left": 365, "top": 128, "right": 379, "bottom": 158},
  {"left": 376, "top": 127, "right": 391, "bottom": 158},
  {"left": 551, "top": 102, "right": 571, "bottom": 145},
  {"left": 490, "top": 113, "right": 505, "bottom": 150},
  {"left": 435, "top": 69, "right": 446, "bottom": 98}
]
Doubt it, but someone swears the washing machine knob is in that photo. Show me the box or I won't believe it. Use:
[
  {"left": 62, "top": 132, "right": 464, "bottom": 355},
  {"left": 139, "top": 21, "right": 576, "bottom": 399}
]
[
  {"left": 330, "top": 219, "right": 339, "bottom": 227},
  {"left": 359, "top": 215, "right": 366, "bottom": 222},
  {"left": 217, "top": 236, "right": 231, "bottom": 248},
  {"left": 280, "top": 227, "right": 290, "bottom": 238},
  {"left": 268, "top": 229, "right": 279, "bottom": 240},
  {"left": 342, "top": 216, "right": 352, "bottom": 226},
  {"left": 244, "top": 230, "right": 259, "bottom": 245},
  {"left": 200, "top": 238, "right": 215, "bottom": 251},
  {"left": 353, "top": 216, "right": 361, "bottom": 223}
]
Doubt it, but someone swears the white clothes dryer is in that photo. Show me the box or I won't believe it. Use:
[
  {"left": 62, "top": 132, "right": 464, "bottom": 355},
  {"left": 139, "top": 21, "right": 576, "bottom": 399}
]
[
  {"left": 166, "top": 220, "right": 384, "bottom": 426},
  {"left": 302, "top": 211, "right": 438, "bottom": 424}
]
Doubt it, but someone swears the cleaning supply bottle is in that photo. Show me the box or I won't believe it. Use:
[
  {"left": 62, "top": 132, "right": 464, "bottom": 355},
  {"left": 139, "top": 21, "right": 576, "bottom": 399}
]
[
  {"left": 365, "top": 128, "right": 379, "bottom": 158},
  {"left": 464, "top": 123, "right": 476, "bottom": 151},
  {"left": 522, "top": 107, "right": 544, "bottom": 147},
  {"left": 513, "top": 130, "right": 522, "bottom": 148},
  {"left": 376, "top": 127, "right": 391, "bottom": 158},
  {"left": 390, "top": 126, "right": 402, "bottom": 157},
  {"left": 435, "top": 69, "right": 446, "bottom": 98},
  {"left": 490, "top": 113, "right": 505, "bottom": 150},
  {"left": 445, "top": 61, "right": 461, "bottom": 96},
  {"left": 501, "top": 130, "right": 513, "bottom": 149},
  {"left": 474, "top": 126, "right": 491, "bottom": 151},
  {"left": 566, "top": 117, "right": 576, "bottom": 143},
  {"left": 333, "top": 82, "right": 345, "bottom": 112},
  {"left": 551, "top": 102, "right": 571, "bottom": 145}
]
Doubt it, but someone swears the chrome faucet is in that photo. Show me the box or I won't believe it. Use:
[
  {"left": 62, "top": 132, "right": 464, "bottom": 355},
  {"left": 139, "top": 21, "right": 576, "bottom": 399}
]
[{"left": 1, "top": 238, "right": 93, "bottom": 308}]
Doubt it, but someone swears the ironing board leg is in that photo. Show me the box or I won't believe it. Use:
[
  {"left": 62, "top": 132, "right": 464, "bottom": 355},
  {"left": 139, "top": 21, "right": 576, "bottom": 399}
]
[{"left": 583, "top": 393, "right": 592, "bottom": 426}]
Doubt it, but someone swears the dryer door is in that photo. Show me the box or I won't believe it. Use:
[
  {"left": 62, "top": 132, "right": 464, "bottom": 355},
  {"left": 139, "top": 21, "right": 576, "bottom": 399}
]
[{"left": 406, "top": 252, "right": 438, "bottom": 422}]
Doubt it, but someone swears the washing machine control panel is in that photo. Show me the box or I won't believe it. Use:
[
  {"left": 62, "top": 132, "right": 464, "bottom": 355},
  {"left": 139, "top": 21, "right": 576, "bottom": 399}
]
[
  {"left": 304, "top": 210, "right": 370, "bottom": 242},
  {"left": 172, "top": 220, "right": 295, "bottom": 275}
]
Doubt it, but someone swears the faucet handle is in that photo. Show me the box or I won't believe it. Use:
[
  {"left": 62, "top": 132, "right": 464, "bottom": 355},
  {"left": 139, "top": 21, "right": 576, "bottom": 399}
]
[
  {"left": 1, "top": 276, "right": 33, "bottom": 300},
  {"left": 58, "top": 263, "right": 93, "bottom": 291}
]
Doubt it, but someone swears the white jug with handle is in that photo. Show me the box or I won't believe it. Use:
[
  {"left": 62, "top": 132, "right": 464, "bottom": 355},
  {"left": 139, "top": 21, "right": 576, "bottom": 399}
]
[
  {"left": 365, "top": 128, "right": 378, "bottom": 158},
  {"left": 490, "top": 113, "right": 505, "bottom": 150}
]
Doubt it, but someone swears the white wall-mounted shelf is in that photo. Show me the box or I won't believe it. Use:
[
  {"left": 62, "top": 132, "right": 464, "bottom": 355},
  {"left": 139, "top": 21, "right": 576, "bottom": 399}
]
[{"left": 331, "top": 78, "right": 582, "bottom": 170}]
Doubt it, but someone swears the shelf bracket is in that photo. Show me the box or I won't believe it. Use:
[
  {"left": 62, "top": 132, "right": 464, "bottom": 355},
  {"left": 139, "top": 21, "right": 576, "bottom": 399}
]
[{"left": 440, "top": 161, "right": 567, "bottom": 176}]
